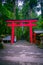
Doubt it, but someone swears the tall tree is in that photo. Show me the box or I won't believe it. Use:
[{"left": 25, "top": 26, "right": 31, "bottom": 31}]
[
  {"left": 22, "top": 0, "right": 37, "bottom": 19},
  {"left": 40, "top": 0, "right": 43, "bottom": 18},
  {"left": 29, "top": 0, "right": 37, "bottom": 10},
  {"left": 22, "top": 1, "right": 30, "bottom": 19}
]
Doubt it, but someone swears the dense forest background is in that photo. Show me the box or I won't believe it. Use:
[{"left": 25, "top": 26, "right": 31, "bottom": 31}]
[{"left": 0, "top": 0, "right": 43, "bottom": 41}]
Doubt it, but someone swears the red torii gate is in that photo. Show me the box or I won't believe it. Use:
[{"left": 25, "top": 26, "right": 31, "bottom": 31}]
[{"left": 6, "top": 19, "right": 37, "bottom": 44}]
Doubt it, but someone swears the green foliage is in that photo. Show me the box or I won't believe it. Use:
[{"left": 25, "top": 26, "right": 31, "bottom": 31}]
[
  {"left": 0, "top": 2, "right": 15, "bottom": 35},
  {"left": 0, "top": 20, "right": 6, "bottom": 35},
  {"left": 22, "top": 1, "right": 37, "bottom": 19},
  {"left": 15, "top": 6, "right": 20, "bottom": 20},
  {"left": 15, "top": 27, "right": 23, "bottom": 40},
  {"left": 40, "top": 34, "right": 43, "bottom": 36},
  {"left": 36, "top": 18, "right": 43, "bottom": 30},
  {"left": 22, "top": 1, "right": 30, "bottom": 19},
  {"left": 29, "top": 0, "right": 37, "bottom": 9},
  {"left": 29, "top": 10, "right": 37, "bottom": 18},
  {"left": 39, "top": 44, "right": 43, "bottom": 49},
  {"left": 0, "top": 4, "right": 15, "bottom": 19},
  {"left": 0, "top": 0, "right": 43, "bottom": 41},
  {"left": 0, "top": 43, "right": 4, "bottom": 49},
  {"left": 0, "top": 0, "right": 2, "bottom": 3},
  {"left": 33, "top": 17, "right": 43, "bottom": 30}
]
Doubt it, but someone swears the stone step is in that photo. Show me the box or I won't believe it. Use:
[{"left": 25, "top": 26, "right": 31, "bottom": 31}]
[
  {"left": 0, "top": 56, "right": 43, "bottom": 63},
  {"left": 0, "top": 61, "right": 43, "bottom": 65}
]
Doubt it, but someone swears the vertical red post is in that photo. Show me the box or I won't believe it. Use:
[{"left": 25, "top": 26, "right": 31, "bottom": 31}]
[
  {"left": 33, "top": 33, "right": 36, "bottom": 43},
  {"left": 29, "top": 21, "right": 33, "bottom": 43},
  {"left": 29, "top": 20, "right": 37, "bottom": 43},
  {"left": 11, "top": 22, "right": 14, "bottom": 44},
  {"left": 29, "top": 26, "right": 33, "bottom": 43}
]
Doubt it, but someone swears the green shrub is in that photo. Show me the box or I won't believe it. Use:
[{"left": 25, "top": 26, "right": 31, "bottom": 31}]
[
  {"left": 40, "top": 34, "right": 43, "bottom": 36},
  {"left": 0, "top": 43, "right": 4, "bottom": 49},
  {"left": 39, "top": 43, "right": 43, "bottom": 49}
]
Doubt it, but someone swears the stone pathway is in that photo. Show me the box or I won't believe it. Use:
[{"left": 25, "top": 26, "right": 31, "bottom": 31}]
[{"left": 0, "top": 40, "right": 43, "bottom": 65}]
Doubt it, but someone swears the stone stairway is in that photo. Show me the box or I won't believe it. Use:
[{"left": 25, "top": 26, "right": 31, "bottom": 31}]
[{"left": 0, "top": 40, "right": 43, "bottom": 65}]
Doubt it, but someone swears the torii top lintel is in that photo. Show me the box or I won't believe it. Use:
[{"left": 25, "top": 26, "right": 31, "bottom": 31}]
[{"left": 6, "top": 19, "right": 37, "bottom": 23}]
